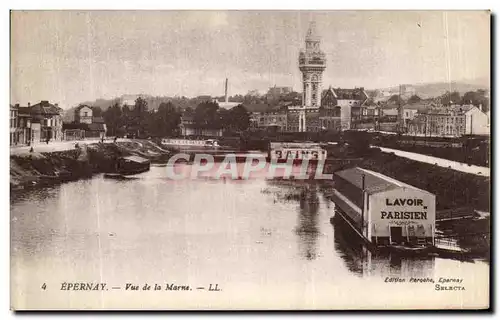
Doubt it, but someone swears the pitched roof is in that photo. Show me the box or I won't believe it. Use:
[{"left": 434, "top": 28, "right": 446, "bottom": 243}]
[
  {"left": 121, "top": 155, "right": 150, "bottom": 164},
  {"left": 322, "top": 87, "right": 368, "bottom": 102},
  {"left": 30, "top": 101, "right": 62, "bottom": 115},
  {"left": 17, "top": 107, "right": 31, "bottom": 115},
  {"left": 334, "top": 167, "right": 432, "bottom": 195},
  {"left": 425, "top": 105, "right": 478, "bottom": 115},
  {"left": 218, "top": 102, "right": 241, "bottom": 110},
  {"left": 75, "top": 104, "right": 92, "bottom": 112},
  {"left": 322, "top": 87, "right": 337, "bottom": 99},
  {"left": 335, "top": 88, "right": 368, "bottom": 101},
  {"left": 402, "top": 102, "right": 431, "bottom": 112},
  {"left": 63, "top": 122, "right": 87, "bottom": 130}
]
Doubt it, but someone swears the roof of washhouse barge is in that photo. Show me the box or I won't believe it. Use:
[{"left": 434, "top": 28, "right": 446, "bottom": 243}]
[
  {"left": 121, "top": 155, "right": 150, "bottom": 163},
  {"left": 334, "top": 167, "right": 434, "bottom": 196}
]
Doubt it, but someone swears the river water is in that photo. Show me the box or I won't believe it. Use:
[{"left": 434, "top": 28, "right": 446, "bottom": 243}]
[{"left": 10, "top": 163, "right": 489, "bottom": 309}]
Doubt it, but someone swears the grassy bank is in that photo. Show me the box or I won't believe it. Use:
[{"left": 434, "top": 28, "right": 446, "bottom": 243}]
[{"left": 324, "top": 148, "right": 490, "bottom": 212}]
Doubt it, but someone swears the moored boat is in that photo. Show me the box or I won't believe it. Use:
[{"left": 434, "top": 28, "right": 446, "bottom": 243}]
[
  {"left": 161, "top": 138, "right": 221, "bottom": 149},
  {"left": 384, "top": 244, "right": 432, "bottom": 256},
  {"left": 104, "top": 173, "right": 139, "bottom": 180},
  {"left": 116, "top": 155, "right": 150, "bottom": 175}
]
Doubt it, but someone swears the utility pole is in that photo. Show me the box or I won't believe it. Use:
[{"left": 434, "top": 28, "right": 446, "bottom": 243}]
[
  {"left": 398, "top": 84, "right": 404, "bottom": 134},
  {"left": 361, "top": 173, "right": 366, "bottom": 237},
  {"left": 470, "top": 113, "right": 473, "bottom": 135}
]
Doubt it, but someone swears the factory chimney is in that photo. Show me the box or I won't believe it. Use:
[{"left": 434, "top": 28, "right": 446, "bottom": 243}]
[{"left": 225, "top": 78, "right": 229, "bottom": 103}]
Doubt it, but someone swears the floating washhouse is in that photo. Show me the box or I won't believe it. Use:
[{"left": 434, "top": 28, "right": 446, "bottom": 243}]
[{"left": 331, "top": 167, "right": 436, "bottom": 247}]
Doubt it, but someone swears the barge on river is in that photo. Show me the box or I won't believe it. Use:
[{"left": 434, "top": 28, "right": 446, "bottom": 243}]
[
  {"left": 115, "top": 155, "right": 151, "bottom": 175},
  {"left": 161, "top": 138, "right": 220, "bottom": 149},
  {"left": 329, "top": 167, "right": 436, "bottom": 254},
  {"left": 268, "top": 142, "right": 327, "bottom": 162}
]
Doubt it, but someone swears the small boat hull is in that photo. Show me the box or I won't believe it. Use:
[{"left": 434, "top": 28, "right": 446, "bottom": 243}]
[
  {"left": 116, "top": 166, "right": 150, "bottom": 175},
  {"left": 115, "top": 155, "right": 151, "bottom": 175},
  {"left": 104, "top": 173, "right": 139, "bottom": 180},
  {"left": 383, "top": 245, "right": 433, "bottom": 256}
]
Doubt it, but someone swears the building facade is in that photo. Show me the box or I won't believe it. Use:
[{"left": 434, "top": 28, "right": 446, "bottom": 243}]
[
  {"left": 319, "top": 87, "right": 341, "bottom": 131},
  {"left": 10, "top": 101, "right": 62, "bottom": 145},
  {"left": 75, "top": 105, "right": 93, "bottom": 124},
  {"left": 65, "top": 105, "right": 107, "bottom": 139},
  {"left": 179, "top": 113, "right": 223, "bottom": 137},
  {"left": 331, "top": 167, "right": 436, "bottom": 246},
  {"left": 287, "top": 106, "right": 321, "bottom": 132},
  {"left": 320, "top": 87, "right": 369, "bottom": 131},
  {"left": 29, "top": 101, "right": 63, "bottom": 142},
  {"left": 10, "top": 104, "right": 18, "bottom": 146},
  {"left": 17, "top": 107, "right": 33, "bottom": 145},
  {"left": 257, "top": 109, "right": 288, "bottom": 131},
  {"left": 407, "top": 105, "right": 490, "bottom": 137}
]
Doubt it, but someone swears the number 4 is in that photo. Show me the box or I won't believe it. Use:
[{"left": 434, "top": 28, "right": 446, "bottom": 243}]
[{"left": 41, "top": 283, "right": 46, "bottom": 290}]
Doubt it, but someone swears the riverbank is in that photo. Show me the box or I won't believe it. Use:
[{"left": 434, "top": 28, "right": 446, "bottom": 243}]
[
  {"left": 323, "top": 148, "right": 489, "bottom": 212},
  {"left": 10, "top": 139, "right": 172, "bottom": 192}
]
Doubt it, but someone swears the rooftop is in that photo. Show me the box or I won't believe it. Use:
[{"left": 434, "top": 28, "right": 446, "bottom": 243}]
[
  {"left": 335, "top": 167, "right": 433, "bottom": 195},
  {"left": 218, "top": 102, "right": 241, "bottom": 110},
  {"left": 30, "top": 101, "right": 62, "bottom": 115},
  {"left": 322, "top": 87, "right": 368, "bottom": 102},
  {"left": 88, "top": 123, "right": 106, "bottom": 132},
  {"left": 121, "top": 155, "right": 150, "bottom": 164},
  {"left": 402, "top": 102, "right": 433, "bottom": 112},
  {"left": 424, "top": 104, "right": 477, "bottom": 115}
]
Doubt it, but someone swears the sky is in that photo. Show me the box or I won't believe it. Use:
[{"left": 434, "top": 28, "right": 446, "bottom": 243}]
[{"left": 11, "top": 10, "right": 490, "bottom": 109}]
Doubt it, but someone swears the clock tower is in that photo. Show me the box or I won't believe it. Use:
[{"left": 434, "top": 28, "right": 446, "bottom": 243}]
[{"left": 292, "top": 21, "right": 326, "bottom": 132}]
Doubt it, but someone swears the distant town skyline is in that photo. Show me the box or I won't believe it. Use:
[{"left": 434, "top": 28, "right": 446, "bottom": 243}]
[{"left": 11, "top": 10, "right": 490, "bottom": 108}]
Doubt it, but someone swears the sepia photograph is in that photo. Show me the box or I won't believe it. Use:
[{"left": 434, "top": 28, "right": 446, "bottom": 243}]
[{"left": 9, "top": 10, "right": 491, "bottom": 310}]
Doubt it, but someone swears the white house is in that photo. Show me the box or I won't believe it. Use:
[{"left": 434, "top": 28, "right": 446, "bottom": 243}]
[
  {"left": 464, "top": 106, "right": 490, "bottom": 136},
  {"left": 75, "top": 105, "right": 93, "bottom": 124}
]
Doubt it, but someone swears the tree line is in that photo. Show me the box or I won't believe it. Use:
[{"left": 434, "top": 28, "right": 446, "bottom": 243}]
[
  {"left": 383, "top": 89, "right": 489, "bottom": 111},
  {"left": 102, "top": 97, "right": 250, "bottom": 138}
]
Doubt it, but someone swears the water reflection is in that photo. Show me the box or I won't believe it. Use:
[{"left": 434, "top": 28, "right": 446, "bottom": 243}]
[
  {"left": 10, "top": 184, "right": 59, "bottom": 204},
  {"left": 332, "top": 214, "right": 436, "bottom": 278},
  {"left": 10, "top": 164, "right": 489, "bottom": 309},
  {"left": 264, "top": 179, "right": 322, "bottom": 261},
  {"left": 296, "top": 185, "right": 320, "bottom": 260}
]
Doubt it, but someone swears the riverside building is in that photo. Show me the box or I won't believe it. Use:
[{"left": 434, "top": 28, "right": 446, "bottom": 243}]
[{"left": 331, "top": 167, "right": 436, "bottom": 246}]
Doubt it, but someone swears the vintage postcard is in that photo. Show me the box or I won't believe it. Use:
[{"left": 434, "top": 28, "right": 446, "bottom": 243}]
[{"left": 10, "top": 10, "right": 490, "bottom": 310}]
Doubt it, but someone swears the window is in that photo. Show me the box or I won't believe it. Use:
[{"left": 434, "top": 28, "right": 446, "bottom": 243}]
[{"left": 84, "top": 111, "right": 88, "bottom": 117}]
